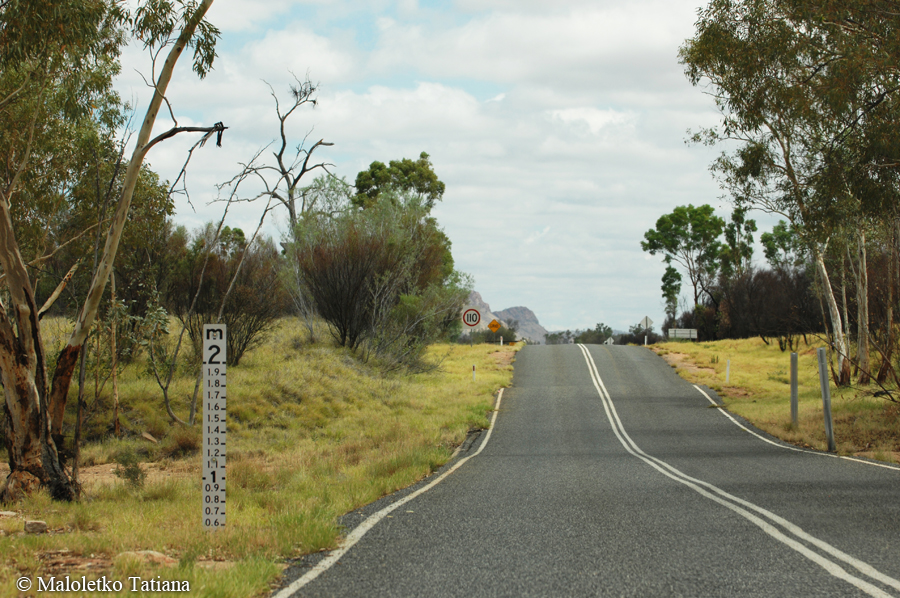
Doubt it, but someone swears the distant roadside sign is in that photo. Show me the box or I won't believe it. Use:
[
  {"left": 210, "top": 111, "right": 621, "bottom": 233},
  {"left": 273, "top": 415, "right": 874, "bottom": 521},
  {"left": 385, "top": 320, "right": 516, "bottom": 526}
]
[
  {"left": 488, "top": 319, "right": 501, "bottom": 333},
  {"left": 604, "top": 337, "right": 614, "bottom": 345},
  {"left": 640, "top": 316, "right": 653, "bottom": 329},
  {"left": 463, "top": 308, "right": 481, "bottom": 327}
]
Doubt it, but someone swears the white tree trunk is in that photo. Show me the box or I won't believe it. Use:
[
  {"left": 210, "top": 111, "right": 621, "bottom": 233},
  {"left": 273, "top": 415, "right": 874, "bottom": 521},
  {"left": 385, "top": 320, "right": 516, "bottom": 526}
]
[
  {"left": 857, "top": 230, "right": 870, "bottom": 384},
  {"left": 814, "top": 246, "right": 851, "bottom": 385},
  {"left": 1, "top": 0, "right": 216, "bottom": 502}
]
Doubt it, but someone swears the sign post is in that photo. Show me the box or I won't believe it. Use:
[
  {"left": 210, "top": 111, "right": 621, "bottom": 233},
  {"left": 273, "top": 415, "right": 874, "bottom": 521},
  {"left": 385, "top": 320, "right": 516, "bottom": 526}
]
[
  {"left": 816, "top": 348, "right": 837, "bottom": 452},
  {"left": 462, "top": 307, "right": 481, "bottom": 345},
  {"left": 202, "top": 325, "right": 227, "bottom": 530},
  {"left": 640, "top": 316, "right": 653, "bottom": 346}
]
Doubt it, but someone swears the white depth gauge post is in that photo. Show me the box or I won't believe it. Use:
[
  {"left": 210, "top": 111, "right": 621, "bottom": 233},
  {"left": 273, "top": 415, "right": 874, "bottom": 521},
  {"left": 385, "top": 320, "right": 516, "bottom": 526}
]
[{"left": 202, "top": 324, "right": 227, "bottom": 530}]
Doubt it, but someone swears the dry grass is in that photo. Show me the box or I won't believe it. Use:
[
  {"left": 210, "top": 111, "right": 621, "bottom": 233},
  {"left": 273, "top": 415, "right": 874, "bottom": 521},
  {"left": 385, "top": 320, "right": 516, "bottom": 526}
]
[
  {"left": 653, "top": 337, "right": 900, "bottom": 462},
  {"left": 0, "top": 318, "right": 519, "bottom": 597}
]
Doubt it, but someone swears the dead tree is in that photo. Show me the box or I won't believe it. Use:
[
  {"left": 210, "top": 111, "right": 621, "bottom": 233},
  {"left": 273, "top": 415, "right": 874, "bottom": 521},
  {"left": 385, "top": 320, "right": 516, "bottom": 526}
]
[{"left": 220, "top": 75, "right": 334, "bottom": 230}]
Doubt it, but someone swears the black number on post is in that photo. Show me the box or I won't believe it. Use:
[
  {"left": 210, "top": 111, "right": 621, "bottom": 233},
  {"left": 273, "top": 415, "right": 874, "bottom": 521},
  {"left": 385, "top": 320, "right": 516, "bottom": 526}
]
[{"left": 207, "top": 344, "right": 222, "bottom": 364}]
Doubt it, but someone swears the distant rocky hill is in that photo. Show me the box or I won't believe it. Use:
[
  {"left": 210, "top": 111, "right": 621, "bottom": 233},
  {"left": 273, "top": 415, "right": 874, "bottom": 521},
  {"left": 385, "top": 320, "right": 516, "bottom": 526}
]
[{"left": 466, "top": 292, "right": 548, "bottom": 344}]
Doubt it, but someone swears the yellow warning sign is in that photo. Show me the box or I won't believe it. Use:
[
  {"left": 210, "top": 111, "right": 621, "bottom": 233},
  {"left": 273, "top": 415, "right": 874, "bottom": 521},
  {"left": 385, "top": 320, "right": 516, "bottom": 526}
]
[{"left": 488, "top": 319, "right": 501, "bottom": 333}]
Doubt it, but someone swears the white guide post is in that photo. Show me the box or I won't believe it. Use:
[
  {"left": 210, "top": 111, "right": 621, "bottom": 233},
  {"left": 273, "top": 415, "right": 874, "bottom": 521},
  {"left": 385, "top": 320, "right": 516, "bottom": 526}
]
[{"left": 203, "top": 324, "right": 227, "bottom": 530}]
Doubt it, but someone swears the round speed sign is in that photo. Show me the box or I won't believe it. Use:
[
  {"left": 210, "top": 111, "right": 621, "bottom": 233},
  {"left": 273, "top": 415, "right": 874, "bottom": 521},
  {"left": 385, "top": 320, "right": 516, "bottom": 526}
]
[{"left": 462, "top": 308, "right": 481, "bottom": 327}]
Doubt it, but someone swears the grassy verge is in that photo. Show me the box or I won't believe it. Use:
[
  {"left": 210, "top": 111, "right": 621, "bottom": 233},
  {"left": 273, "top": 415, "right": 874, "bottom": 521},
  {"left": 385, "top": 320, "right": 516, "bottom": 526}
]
[
  {"left": 0, "top": 319, "right": 519, "bottom": 597},
  {"left": 652, "top": 337, "right": 900, "bottom": 463}
]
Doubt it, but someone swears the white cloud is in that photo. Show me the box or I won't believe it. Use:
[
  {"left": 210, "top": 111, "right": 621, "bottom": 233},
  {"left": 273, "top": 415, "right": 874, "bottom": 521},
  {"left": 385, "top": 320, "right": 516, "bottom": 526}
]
[
  {"left": 244, "top": 25, "right": 359, "bottom": 83},
  {"left": 548, "top": 107, "right": 633, "bottom": 136},
  {"left": 112, "top": 0, "right": 731, "bottom": 332}
]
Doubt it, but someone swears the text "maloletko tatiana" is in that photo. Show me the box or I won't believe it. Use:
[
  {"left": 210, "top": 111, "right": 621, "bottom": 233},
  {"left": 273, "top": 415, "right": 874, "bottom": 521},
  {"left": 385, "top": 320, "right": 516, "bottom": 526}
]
[{"left": 34, "top": 575, "right": 190, "bottom": 592}]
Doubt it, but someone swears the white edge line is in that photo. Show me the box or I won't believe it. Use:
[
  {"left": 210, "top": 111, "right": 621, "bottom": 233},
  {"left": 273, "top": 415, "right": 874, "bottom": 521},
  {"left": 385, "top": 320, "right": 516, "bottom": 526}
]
[
  {"left": 271, "top": 389, "right": 505, "bottom": 598},
  {"left": 693, "top": 384, "right": 900, "bottom": 472},
  {"left": 578, "top": 344, "right": 900, "bottom": 597}
]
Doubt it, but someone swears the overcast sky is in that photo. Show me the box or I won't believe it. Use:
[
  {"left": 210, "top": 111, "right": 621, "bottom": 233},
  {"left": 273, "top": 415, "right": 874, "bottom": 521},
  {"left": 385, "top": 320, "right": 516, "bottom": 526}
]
[{"left": 116, "top": 0, "right": 781, "bottom": 333}]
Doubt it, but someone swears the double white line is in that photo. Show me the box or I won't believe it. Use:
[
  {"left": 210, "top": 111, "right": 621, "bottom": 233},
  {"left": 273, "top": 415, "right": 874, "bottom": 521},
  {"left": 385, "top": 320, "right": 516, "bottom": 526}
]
[{"left": 577, "top": 344, "right": 900, "bottom": 598}]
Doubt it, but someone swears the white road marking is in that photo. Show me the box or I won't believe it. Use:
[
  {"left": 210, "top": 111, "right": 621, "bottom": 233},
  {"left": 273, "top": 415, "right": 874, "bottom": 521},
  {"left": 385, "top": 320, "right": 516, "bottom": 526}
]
[
  {"left": 579, "top": 344, "right": 900, "bottom": 598},
  {"left": 272, "top": 389, "right": 505, "bottom": 598},
  {"left": 693, "top": 384, "right": 900, "bottom": 472}
]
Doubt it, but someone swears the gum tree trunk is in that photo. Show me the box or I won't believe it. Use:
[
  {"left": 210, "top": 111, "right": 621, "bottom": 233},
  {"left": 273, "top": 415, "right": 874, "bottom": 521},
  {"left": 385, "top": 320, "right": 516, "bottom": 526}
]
[
  {"left": 814, "top": 247, "right": 851, "bottom": 386},
  {"left": 1, "top": 0, "right": 216, "bottom": 502},
  {"left": 856, "top": 231, "right": 870, "bottom": 384}
]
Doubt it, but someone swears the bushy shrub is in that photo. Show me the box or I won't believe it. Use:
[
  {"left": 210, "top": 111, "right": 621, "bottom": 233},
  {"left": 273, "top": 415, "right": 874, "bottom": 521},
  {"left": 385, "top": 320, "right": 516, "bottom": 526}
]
[
  {"left": 166, "top": 225, "right": 291, "bottom": 366},
  {"left": 287, "top": 193, "right": 469, "bottom": 370}
]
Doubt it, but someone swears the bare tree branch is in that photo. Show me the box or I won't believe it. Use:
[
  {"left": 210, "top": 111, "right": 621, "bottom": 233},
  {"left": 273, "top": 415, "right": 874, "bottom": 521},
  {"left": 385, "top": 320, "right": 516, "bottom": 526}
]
[{"left": 37, "top": 260, "right": 80, "bottom": 319}]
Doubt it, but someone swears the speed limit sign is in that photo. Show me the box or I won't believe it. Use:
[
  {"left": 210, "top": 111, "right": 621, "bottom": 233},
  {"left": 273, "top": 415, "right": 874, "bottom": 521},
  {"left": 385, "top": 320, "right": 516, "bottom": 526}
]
[{"left": 462, "top": 308, "right": 481, "bottom": 327}]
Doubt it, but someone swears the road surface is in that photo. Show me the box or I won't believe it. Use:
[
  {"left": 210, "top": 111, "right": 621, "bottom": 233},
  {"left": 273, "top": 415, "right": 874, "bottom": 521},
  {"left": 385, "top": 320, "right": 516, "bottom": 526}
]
[{"left": 274, "top": 344, "right": 900, "bottom": 597}]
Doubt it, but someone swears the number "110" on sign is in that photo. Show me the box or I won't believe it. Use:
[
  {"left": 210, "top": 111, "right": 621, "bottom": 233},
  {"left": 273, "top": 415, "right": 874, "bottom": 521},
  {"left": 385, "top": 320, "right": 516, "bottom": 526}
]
[{"left": 202, "top": 325, "right": 226, "bottom": 530}]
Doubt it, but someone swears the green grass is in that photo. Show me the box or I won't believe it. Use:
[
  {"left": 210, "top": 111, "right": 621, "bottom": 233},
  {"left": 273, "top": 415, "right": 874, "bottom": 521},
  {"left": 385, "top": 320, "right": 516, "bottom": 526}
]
[
  {"left": 653, "top": 337, "right": 900, "bottom": 461},
  {"left": 0, "top": 318, "right": 519, "bottom": 597}
]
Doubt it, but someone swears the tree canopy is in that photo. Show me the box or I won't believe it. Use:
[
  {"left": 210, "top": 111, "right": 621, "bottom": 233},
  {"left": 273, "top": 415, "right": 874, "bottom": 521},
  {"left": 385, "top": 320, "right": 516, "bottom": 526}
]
[
  {"left": 641, "top": 204, "right": 725, "bottom": 306},
  {"left": 354, "top": 151, "right": 445, "bottom": 210}
]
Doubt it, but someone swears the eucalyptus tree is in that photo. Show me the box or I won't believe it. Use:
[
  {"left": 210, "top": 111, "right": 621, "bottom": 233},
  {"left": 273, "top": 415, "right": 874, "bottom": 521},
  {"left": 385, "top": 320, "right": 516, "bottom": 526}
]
[
  {"left": 354, "top": 152, "right": 446, "bottom": 210},
  {"left": 641, "top": 204, "right": 724, "bottom": 308},
  {"left": 719, "top": 207, "right": 757, "bottom": 279},
  {"left": 0, "top": 0, "right": 222, "bottom": 501},
  {"left": 661, "top": 265, "right": 682, "bottom": 325},
  {"left": 677, "top": 0, "right": 900, "bottom": 384}
]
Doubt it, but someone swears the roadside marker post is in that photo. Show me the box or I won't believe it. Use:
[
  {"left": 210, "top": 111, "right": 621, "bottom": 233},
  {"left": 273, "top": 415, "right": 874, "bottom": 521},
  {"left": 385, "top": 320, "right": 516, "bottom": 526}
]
[
  {"left": 790, "top": 352, "right": 798, "bottom": 428},
  {"left": 816, "top": 348, "right": 837, "bottom": 452},
  {"left": 640, "top": 316, "right": 652, "bottom": 346},
  {"left": 726, "top": 360, "right": 730, "bottom": 383},
  {"left": 472, "top": 365, "right": 476, "bottom": 382},
  {"left": 202, "top": 325, "right": 227, "bottom": 530}
]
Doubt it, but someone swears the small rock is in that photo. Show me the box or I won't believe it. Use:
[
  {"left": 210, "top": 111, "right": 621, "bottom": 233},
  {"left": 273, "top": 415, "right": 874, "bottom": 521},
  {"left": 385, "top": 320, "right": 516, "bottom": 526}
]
[
  {"left": 116, "top": 550, "right": 177, "bottom": 566},
  {"left": 0, "top": 511, "right": 17, "bottom": 518},
  {"left": 24, "top": 520, "right": 49, "bottom": 534}
]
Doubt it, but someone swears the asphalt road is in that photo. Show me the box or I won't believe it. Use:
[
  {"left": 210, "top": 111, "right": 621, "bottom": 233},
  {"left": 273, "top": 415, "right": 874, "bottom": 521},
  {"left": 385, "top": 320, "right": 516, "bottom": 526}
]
[{"left": 274, "top": 344, "right": 900, "bottom": 598}]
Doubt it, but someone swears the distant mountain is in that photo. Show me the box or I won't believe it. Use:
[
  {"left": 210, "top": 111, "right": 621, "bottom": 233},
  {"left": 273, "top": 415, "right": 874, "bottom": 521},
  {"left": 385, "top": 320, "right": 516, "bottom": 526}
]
[
  {"left": 466, "top": 292, "right": 549, "bottom": 344},
  {"left": 494, "top": 306, "right": 548, "bottom": 345}
]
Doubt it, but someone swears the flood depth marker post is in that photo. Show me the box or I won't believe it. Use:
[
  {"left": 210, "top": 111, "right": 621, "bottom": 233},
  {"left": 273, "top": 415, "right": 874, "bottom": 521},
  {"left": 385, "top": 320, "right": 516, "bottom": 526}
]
[{"left": 203, "top": 324, "right": 227, "bottom": 530}]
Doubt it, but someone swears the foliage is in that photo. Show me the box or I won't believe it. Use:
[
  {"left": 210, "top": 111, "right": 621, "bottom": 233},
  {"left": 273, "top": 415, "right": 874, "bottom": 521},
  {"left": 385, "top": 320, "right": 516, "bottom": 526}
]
[
  {"left": 166, "top": 225, "right": 291, "bottom": 366},
  {"left": 461, "top": 320, "right": 519, "bottom": 345},
  {"left": 619, "top": 324, "right": 663, "bottom": 345},
  {"left": 641, "top": 204, "right": 725, "bottom": 306},
  {"left": 719, "top": 207, "right": 757, "bottom": 278},
  {"left": 113, "top": 448, "right": 147, "bottom": 492},
  {"left": 287, "top": 191, "right": 467, "bottom": 369},
  {"left": 678, "top": 0, "right": 900, "bottom": 384},
  {"left": 661, "top": 266, "right": 682, "bottom": 324},
  {"left": 574, "top": 323, "right": 613, "bottom": 345},
  {"left": 1, "top": 319, "right": 517, "bottom": 597},
  {"left": 545, "top": 330, "right": 574, "bottom": 345},
  {"left": 760, "top": 220, "right": 808, "bottom": 271},
  {"left": 653, "top": 336, "right": 899, "bottom": 458},
  {"left": 354, "top": 151, "right": 445, "bottom": 210}
]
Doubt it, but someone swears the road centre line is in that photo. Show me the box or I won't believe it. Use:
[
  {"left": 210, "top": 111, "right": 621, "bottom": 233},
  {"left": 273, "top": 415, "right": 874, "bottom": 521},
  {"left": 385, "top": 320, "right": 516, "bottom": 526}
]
[
  {"left": 693, "top": 384, "right": 900, "bottom": 472},
  {"left": 272, "top": 389, "right": 505, "bottom": 598},
  {"left": 578, "top": 344, "right": 900, "bottom": 598}
]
